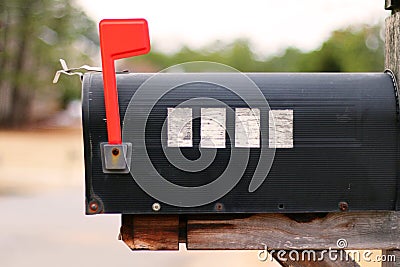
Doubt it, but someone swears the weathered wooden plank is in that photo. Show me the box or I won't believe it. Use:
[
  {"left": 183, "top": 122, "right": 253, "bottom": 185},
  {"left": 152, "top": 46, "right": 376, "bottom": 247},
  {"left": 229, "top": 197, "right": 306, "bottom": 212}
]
[
  {"left": 273, "top": 250, "right": 360, "bottom": 267},
  {"left": 120, "top": 214, "right": 179, "bottom": 250},
  {"left": 186, "top": 212, "right": 400, "bottom": 250}
]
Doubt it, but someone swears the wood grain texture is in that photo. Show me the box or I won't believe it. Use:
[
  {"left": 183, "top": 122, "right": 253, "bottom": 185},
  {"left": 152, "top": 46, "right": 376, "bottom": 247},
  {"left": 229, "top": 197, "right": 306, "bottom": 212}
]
[
  {"left": 187, "top": 212, "right": 400, "bottom": 250},
  {"left": 386, "top": 12, "right": 400, "bottom": 80},
  {"left": 120, "top": 214, "right": 179, "bottom": 250}
]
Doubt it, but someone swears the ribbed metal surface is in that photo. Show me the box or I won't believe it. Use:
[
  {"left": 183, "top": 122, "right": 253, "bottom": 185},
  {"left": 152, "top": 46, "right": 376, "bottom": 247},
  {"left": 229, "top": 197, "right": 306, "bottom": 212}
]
[{"left": 82, "top": 72, "right": 400, "bottom": 214}]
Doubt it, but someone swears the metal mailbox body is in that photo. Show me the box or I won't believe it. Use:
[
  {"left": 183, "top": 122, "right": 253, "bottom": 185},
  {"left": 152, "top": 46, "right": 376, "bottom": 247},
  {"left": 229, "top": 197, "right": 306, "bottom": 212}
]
[{"left": 82, "top": 72, "right": 400, "bottom": 214}]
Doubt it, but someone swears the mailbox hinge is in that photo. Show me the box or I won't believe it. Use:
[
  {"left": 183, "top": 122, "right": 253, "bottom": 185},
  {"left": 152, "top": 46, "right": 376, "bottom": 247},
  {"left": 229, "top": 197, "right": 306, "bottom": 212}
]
[
  {"left": 384, "top": 69, "right": 400, "bottom": 120},
  {"left": 100, "top": 142, "right": 132, "bottom": 173}
]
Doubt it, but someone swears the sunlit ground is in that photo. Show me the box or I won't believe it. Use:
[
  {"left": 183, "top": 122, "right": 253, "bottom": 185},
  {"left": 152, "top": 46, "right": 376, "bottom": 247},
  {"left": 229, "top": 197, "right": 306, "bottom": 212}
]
[{"left": 0, "top": 128, "right": 382, "bottom": 267}]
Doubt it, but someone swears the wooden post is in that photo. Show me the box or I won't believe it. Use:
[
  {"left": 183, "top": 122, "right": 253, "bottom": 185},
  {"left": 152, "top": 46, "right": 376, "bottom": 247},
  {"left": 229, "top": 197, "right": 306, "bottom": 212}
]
[{"left": 386, "top": 9, "right": 400, "bottom": 79}]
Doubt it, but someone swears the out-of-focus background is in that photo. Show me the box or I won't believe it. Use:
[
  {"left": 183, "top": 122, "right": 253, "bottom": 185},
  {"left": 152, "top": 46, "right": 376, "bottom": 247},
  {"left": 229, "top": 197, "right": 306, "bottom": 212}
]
[{"left": 0, "top": 0, "right": 391, "bottom": 266}]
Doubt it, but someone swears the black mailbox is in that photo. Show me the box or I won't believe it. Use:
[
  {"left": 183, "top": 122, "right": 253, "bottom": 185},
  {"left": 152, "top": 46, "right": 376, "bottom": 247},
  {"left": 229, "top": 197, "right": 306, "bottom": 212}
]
[{"left": 82, "top": 71, "right": 400, "bottom": 214}]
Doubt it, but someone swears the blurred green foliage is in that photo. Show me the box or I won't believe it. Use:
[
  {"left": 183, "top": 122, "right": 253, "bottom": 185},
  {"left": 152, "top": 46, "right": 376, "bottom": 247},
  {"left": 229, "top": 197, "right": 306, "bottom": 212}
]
[
  {"left": 128, "top": 25, "right": 384, "bottom": 73},
  {"left": 0, "top": 0, "right": 97, "bottom": 127},
  {"left": 0, "top": 0, "right": 385, "bottom": 129}
]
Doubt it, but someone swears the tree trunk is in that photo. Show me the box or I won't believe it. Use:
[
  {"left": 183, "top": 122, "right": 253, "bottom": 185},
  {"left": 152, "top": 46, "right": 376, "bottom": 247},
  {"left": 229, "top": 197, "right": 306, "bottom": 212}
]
[{"left": 8, "top": 1, "right": 35, "bottom": 127}]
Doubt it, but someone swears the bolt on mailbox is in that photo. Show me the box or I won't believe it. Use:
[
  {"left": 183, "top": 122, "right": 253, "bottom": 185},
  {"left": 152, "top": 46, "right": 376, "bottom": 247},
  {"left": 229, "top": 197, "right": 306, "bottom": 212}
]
[{"left": 81, "top": 19, "right": 400, "bottom": 215}]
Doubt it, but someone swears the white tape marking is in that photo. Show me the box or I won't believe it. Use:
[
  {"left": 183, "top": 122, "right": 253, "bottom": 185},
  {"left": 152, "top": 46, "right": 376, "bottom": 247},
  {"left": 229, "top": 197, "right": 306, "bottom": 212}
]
[
  {"left": 235, "top": 108, "right": 260, "bottom": 148},
  {"left": 200, "top": 108, "right": 226, "bottom": 148},
  {"left": 167, "top": 108, "right": 192, "bottom": 147},
  {"left": 269, "top": 109, "right": 293, "bottom": 148}
]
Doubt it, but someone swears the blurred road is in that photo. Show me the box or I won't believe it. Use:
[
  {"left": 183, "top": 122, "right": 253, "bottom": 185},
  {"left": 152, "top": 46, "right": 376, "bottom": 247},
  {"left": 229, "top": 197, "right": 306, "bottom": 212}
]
[
  {"left": 0, "top": 129, "right": 277, "bottom": 267},
  {"left": 0, "top": 187, "right": 278, "bottom": 267}
]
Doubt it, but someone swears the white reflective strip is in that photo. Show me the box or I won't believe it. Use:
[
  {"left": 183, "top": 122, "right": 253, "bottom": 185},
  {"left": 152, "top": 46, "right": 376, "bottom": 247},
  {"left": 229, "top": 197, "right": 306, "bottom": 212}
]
[
  {"left": 167, "top": 108, "right": 192, "bottom": 147},
  {"left": 235, "top": 108, "right": 260, "bottom": 148},
  {"left": 200, "top": 108, "right": 226, "bottom": 148},
  {"left": 269, "top": 109, "right": 293, "bottom": 148}
]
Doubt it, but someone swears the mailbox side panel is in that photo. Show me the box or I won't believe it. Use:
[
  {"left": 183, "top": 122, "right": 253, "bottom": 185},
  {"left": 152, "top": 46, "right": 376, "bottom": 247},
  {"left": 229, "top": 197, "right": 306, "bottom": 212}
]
[{"left": 82, "top": 72, "right": 400, "bottom": 214}]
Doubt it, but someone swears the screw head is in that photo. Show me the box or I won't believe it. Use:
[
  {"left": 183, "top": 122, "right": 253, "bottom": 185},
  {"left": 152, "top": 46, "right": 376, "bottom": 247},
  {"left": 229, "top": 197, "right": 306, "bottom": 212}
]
[
  {"left": 112, "top": 148, "right": 120, "bottom": 156},
  {"left": 339, "top": 201, "right": 348, "bottom": 211},
  {"left": 215, "top": 203, "right": 224, "bottom": 211},
  {"left": 89, "top": 201, "right": 99, "bottom": 212},
  {"left": 152, "top": 202, "right": 161, "bottom": 211}
]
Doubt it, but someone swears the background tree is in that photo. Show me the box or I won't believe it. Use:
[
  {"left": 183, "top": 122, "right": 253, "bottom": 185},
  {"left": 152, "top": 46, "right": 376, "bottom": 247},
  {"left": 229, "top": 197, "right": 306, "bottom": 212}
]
[
  {"left": 0, "top": 0, "right": 98, "bottom": 127},
  {"left": 0, "top": 1, "right": 385, "bottom": 129},
  {"left": 126, "top": 24, "right": 384, "bottom": 73}
]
